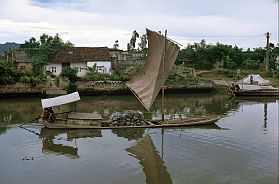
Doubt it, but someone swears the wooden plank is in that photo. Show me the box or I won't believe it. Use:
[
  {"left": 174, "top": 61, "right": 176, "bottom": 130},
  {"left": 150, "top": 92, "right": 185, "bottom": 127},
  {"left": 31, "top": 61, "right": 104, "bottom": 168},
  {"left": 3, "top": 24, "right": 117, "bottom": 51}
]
[{"left": 68, "top": 112, "right": 103, "bottom": 120}]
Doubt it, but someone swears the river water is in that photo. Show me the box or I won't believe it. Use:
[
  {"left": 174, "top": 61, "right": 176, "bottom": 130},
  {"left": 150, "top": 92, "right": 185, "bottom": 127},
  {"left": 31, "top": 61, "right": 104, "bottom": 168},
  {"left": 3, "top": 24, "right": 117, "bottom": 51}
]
[{"left": 0, "top": 94, "right": 278, "bottom": 184}]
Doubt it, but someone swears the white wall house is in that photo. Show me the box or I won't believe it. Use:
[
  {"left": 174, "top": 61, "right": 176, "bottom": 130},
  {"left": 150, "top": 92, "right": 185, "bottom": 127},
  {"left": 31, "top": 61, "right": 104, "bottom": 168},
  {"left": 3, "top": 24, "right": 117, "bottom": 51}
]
[
  {"left": 87, "top": 61, "right": 112, "bottom": 75},
  {"left": 70, "top": 62, "right": 87, "bottom": 77},
  {"left": 47, "top": 47, "right": 112, "bottom": 77},
  {"left": 46, "top": 63, "right": 62, "bottom": 76}
]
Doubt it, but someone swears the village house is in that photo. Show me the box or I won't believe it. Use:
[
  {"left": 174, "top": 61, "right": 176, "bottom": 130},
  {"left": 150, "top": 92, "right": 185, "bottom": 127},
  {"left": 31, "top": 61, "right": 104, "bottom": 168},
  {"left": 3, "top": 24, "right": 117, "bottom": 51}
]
[
  {"left": 47, "top": 47, "right": 112, "bottom": 77},
  {"left": 109, "top": 48, "right": 131, "bottom": 61},
  {"left": 12, "top": 50, "right": 33, "bottom": 72}
]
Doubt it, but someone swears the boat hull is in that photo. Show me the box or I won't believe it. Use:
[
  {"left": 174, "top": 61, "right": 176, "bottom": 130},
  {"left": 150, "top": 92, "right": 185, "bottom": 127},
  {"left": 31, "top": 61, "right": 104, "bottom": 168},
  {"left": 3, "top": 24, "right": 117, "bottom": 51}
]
[
  {"left": 233, "top": 90, "right": 279, "bottom": 96},
  {"left": 40, "top": 116, "right": 221, "bottom": 129}
]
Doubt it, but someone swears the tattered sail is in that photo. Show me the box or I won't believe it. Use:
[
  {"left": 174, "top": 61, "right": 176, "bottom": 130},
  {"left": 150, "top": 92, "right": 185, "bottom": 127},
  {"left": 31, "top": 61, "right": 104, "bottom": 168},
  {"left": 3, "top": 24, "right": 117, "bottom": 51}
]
[
  {"left": 41, "top": 92, "right": 80, "bottom": 108},
  {"left": 126, "top": 29, "right": 180, "bottom": 111}
]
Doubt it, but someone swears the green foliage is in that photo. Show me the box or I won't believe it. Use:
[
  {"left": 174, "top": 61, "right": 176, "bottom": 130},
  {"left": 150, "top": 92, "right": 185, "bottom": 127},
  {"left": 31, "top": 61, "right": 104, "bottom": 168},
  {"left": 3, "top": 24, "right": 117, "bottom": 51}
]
[
  {"left": 0, "top": 61, "right": 17, "bottom": 85},
  {"left": 21, "top": 33, "right": 74, "bottom": 76},
  {"left": 176, "top": 40, "right": 279, "bottom": 71},
  {"left": 61, "top": 67, "right": 78, "bottom": 92},
  {"left": 223, "top": 70, "right": 235, "bottom": 78},
  {"left": 61, "top": 67, "right": 78, "bottom": 82},
  {"left": 128, "top": 30, "right": 139, "bottom": 51},
  {"left": 138, "top": 34, "right": 148, "bottom": 59},
  {"left": 242, "top": 58, "right": 260, "bottom": 70},
  {"left": 266, "top": 69, "right": 274, "bottom": 77}
]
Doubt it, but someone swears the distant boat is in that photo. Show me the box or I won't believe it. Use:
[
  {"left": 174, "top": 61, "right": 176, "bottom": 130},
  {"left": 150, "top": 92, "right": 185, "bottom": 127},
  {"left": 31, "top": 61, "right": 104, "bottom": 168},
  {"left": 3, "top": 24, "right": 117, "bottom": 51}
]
[
  {"left": 229, "top": 74, "right": 278, "bottom": 96},
  {"left": 39, "top": 29, "right": 221, "bottom": 129}
]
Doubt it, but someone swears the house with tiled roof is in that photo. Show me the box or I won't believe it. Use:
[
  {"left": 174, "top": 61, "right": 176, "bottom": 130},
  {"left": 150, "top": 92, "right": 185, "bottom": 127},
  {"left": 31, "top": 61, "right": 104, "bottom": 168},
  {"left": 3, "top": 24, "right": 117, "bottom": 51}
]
[
  {"left": 12, "top": 50, "right": 33, "bottom": 72},
  {"left": 47, "top": 47, "right": 112, "bottom": 77}
]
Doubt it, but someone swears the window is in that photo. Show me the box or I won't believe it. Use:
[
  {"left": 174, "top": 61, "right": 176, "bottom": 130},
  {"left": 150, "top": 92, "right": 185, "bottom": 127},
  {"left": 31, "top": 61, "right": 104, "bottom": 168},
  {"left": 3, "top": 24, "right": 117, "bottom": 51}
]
[
  {"left": 97, "top": 66, "right": 105, "bottom": 73},
  {"left": 19, "top": 65, "right": 26, "bottom": 71},
  {"left": 51, "top": 67, "right": 56, "bottom": 73}
]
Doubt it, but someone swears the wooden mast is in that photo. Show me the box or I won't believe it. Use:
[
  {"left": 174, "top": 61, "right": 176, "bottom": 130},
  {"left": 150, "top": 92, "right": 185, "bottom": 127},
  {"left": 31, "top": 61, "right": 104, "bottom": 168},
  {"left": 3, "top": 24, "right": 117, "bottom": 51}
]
[{"left": 161, "top": 30, "right": 167, "bottom": 121}]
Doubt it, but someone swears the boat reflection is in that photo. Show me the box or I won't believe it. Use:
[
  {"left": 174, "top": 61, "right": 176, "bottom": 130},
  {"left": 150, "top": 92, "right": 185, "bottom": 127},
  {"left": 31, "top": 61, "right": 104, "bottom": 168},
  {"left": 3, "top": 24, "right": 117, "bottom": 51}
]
[
  {"left": 126, "top": 134, "right": 172, "bottom": 184},
  {"left": 39, "top": 128, "right": 102, "bottom": 159},
  {"left": 111, "top": 128, "right": 145, "bottom": 141}
]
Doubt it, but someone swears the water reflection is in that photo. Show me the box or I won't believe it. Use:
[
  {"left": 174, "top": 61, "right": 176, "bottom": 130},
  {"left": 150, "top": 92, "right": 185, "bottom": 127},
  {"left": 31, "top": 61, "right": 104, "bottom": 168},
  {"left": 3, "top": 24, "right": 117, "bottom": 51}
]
[
  {"left": 0, "top": 125, "right": 7, "bottom": 135},
  {"left": 0, "top": 93, "right": 239, "bottom": 125},
  {"left": 39, "top": 128, "right": 102, "bottom": 159},
  {"left": 264, "top": 103, "right": 267, "bottom": 129},
  {"left": 233, "top": 96, "right": 278, "bottom": 130},
  {"left": 126, "top": 134, "right": 172, "bottom": 184},
  {"left": 112, "top": 128, "right": 145, "bottom": 141}
]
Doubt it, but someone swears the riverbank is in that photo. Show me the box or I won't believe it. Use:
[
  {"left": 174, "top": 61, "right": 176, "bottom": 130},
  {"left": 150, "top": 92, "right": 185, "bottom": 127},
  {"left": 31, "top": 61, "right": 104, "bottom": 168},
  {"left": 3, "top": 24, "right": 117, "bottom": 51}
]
[
  {"left": 0, "top": 79, "right": 219, "bottom": 98},
  {"left": 1, "top": 68, "right": 277, "bottom": 98}
]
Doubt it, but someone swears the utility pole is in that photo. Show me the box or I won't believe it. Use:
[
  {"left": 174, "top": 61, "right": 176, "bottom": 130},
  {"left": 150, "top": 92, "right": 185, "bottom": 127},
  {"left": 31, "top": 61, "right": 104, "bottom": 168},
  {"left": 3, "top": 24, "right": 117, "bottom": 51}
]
[{"left": 265, "top": 32, "right": 270, "bottom": 71}]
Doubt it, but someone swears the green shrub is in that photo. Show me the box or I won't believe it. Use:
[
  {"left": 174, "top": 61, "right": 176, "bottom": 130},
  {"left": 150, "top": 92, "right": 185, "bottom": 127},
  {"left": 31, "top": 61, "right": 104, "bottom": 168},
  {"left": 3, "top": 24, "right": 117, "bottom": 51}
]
[
  {"left": 243, "top": 58, "right": 260, "bottom": 70},
  {"left": 224, "top": 70, "right": 235, "bottom": 78},
  {"left": 0, "top": 61, "right": 17, "bottom": 85}
]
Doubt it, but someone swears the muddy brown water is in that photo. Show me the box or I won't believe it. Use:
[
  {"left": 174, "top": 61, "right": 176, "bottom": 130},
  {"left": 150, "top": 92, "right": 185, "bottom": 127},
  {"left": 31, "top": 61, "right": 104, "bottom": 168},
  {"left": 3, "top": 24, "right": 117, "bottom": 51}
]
[{"left": 0, "top": 94, "right": 278, "bottom": 184}]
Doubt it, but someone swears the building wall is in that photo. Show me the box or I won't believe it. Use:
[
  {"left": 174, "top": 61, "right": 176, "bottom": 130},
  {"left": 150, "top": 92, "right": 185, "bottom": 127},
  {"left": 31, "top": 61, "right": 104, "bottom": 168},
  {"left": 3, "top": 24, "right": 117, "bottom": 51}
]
[
  {"left": 70, "top": 62, "right": 87, "bottom": 77},
  {"left": 46, "top": 61, "right": 111, "bottom": 77},
  {"left": 15, "top": 63, "right": 32, "bottom": 72},
  {"left": 46, "top": 63, "right": 62, "bottom": 76},
  {"left": 87, "top": 61, "right": 111, "bottom": 75}
]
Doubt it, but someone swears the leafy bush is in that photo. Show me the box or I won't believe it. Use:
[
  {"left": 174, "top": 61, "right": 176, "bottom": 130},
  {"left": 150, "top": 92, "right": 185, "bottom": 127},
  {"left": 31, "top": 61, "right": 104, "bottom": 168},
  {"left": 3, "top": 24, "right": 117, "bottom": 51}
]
[
  {"left": 61, "top": 67, "right": 78, "bottom": 92},
  {"left": 243, "top": 58, "right": 260, "bottom": 70},
  {"left": 224, "top": 70, "right": 235, "bottom": 78},
  {"left": 0, "top": 61, "right": 17, "bottom": 85}
]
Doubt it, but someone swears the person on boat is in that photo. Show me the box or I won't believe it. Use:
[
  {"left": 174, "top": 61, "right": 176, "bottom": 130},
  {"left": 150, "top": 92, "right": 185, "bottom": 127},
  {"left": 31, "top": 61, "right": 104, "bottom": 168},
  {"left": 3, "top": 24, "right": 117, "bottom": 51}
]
[
  {"left": 230, "top": 83, "right": 236, "bottom": 91},
  {"left": 230, "top": 83, "right": 240, "bottom": 91},
  {"left": 250, "top": 75, "right": 253, "bottom": 85},
  {"left": 235, "top": 84, "right": 240, "bottom": 91},
  {"left": 41, "top": 107, "right": 55, "bottom": 122}
]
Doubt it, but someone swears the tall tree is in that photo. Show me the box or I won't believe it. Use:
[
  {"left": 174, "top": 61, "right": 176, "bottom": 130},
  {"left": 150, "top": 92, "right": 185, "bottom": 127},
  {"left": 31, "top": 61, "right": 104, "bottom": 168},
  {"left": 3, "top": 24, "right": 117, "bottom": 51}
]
[
  {"left": 128, "top": 30, "right": 139, "bottom": 51},
  {"left": 21, "top": 33, "right": 74, "bottom": 76},
  {"left": 138, "top": 34, "right": 147, "bottom": 58}
]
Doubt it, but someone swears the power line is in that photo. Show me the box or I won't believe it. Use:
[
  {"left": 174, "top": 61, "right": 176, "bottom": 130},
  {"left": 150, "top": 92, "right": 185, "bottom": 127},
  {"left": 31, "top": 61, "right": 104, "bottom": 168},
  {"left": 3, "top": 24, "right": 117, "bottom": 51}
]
[{"left": 176, "top": 35, "right": 265, "bottom": 38}]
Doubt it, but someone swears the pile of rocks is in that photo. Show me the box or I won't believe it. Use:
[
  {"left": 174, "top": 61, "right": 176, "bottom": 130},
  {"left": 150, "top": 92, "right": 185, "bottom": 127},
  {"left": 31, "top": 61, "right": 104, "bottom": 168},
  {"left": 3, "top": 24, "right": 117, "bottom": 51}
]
[{"left": 109, "top": 110, "right": 146, "bottom": 127}]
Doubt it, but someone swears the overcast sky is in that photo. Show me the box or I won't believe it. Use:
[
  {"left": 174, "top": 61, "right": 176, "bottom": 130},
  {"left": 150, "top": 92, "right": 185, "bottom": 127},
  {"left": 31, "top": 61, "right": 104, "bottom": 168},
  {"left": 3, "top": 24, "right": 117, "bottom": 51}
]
[{"left": 0, "top": 0, "right": 278, "bottom": 50}]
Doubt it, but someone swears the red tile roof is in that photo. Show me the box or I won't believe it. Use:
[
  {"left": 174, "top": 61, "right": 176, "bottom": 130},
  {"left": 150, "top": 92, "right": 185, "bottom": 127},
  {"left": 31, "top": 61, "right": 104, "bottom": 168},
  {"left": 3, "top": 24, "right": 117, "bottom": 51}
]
[{"left": 50, "top": 47, "right": 111, "bottom": 63}]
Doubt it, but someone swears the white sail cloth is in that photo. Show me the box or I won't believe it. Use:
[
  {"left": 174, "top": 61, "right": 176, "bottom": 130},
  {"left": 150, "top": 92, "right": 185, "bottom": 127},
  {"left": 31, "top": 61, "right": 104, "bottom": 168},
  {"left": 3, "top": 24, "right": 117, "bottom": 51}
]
[
  {"left": 126, "top": 29, "right": 180, "bottom": 111},
  {"left": 41, "top": 92, "right": 80, "bottom": 108}
]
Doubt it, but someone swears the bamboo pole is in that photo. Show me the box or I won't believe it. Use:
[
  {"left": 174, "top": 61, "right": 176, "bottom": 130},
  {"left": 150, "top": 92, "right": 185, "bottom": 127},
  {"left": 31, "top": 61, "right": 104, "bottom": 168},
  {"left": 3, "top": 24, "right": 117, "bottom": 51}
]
[{"left": 161, "top": 30, "right": 167, "bottom": 121}]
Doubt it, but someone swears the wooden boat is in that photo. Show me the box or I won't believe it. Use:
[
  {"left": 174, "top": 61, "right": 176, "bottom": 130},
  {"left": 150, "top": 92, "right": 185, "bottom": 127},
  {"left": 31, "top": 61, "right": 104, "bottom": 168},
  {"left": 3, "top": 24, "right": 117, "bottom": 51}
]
[
  {"left": 40, "top": 112, "right": 221, "bottom": 129},
  {"left": 232, "top": 90, "right": 278, "bottom": 96},
  {"left": 40, "top": 29, "right": 222, "bottom": 129},
  {"left": 229, "top": 84, "right": 278, "bottom": 96},
  {"left": 229, "top": 75, "right": 279, "bottom": 97}
]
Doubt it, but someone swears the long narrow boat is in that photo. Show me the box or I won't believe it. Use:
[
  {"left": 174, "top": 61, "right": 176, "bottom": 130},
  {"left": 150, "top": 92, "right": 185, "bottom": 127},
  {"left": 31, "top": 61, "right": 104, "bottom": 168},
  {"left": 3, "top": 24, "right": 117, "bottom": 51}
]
[
  {"left": 39, "top": 29, "right": 222, "bottom": 129},
  {"left": 230, "top": 84, "right": 278, "bottom": 96},
  {"left": 232, "top": 90, "right": 278, "bottom": 96},
  {"left": 40, "top": 112, "right": 221, "bottom": 129}
]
